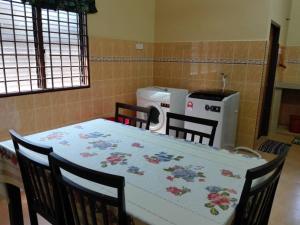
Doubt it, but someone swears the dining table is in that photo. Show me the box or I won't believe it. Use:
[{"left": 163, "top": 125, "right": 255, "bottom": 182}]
[{"left": 0, "top": 119, "right": 271, "bottom": 225}]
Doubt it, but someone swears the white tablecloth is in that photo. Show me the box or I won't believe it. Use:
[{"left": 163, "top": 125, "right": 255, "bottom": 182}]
[{"left": 0, "top": 119, "right": 267, "bottom": 225}]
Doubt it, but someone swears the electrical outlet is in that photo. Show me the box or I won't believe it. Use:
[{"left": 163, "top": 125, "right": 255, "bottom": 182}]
[{"left": 136, "top": 43, "right": 144, "bottom": 50}]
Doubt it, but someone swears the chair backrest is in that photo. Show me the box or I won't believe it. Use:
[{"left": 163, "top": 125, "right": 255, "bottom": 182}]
[
  {"left": 9, "top": 130, "right": 61, "bottom": 224},
  {"left": 166, "top": 112, "right": 218, "bottom": 146},
  {"left": 234, "top": 149, "right": 288, "bottom": 225},
  {"left": 115, "top": 102, "right": 153, "bottom": 130},
  {"left": 49, "top": 152, "right": 128, "bottom": 225}
]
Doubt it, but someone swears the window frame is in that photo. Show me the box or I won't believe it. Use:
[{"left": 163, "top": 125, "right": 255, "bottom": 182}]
[{"left": 0, "top": 0, "right": 90, "bottom": 98}]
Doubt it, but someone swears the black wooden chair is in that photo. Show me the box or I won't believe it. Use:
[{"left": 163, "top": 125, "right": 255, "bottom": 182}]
[
  {"left": 166, "top": 112, "right": 218, "bottom": 146},
  {"left": 49, "top": 152, "right": 128, "bottom": 225},
  {"left": 233, "top": 149, "right": 288, "bottom": 225},
  {"left": 115, "top": 102, "right": 153, "bottom": 130},
  {"left": 9, "top": 130, "right": 64, "bottom": 225}
]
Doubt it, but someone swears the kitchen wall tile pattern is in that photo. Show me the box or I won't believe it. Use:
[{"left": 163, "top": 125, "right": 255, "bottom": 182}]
[
  {"left": 0, "top": 37, "right": 154, "bottom": 141},
  {"left": 0, "top": 39, "right": 269, "bottom": 148},
  {"left": 153, "top": 41, "right": 268, "bottom": 147},
  {"left": 277, "top": 46, "right": 300, "bottom": 85}
]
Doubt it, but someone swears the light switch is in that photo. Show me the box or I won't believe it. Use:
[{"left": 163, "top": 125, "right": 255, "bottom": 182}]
[{"left": 136, "top": 43, "right": 144, "bottom": 50}]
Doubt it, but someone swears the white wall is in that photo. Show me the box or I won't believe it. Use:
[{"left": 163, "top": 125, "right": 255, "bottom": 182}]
[
  {"left": 287, "top": 0, "right": 300, "bottom": 46},
  {"left": 155, "top": 0, "right": 270, "bottom": 42},
  {"left": 269, "top": 0, "right": 292, "bottom": 45},
  {"left": 88, "top": 0, "right": 156, "bottom": 42}
]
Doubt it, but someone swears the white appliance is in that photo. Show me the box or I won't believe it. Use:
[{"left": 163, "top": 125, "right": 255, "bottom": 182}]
[
  {"left": 185, "top": 90, "right": 240, "bottom": 149},
  {"left": 137, "top": 87, "right": 188, "bottom": 134}
]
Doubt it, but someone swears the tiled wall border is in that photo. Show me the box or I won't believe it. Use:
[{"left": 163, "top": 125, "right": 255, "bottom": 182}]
[
  {"left": 90, "top": 56, "right": 153, "bottom": 62},
  {"left": 154, "top": 57, "right": 266, "bottom": 65},
  {"left": 91, "top": 56, "right": 266, "bottom": 65},
  {"left": 287, "top": 60, "right": 300, "bottom": 64}
]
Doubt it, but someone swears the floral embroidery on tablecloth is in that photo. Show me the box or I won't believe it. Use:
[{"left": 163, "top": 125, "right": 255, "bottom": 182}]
[
  {"left": 204, "top": 186, "right": 238, "bottom": 216},
  {"left": 164, "top": 165, "right": 206, "bottom": 182},
  {"left": 74, "top": 125, "right": 84, "bottom": 129},
  {"left": 144, "top": 152, "right": 184, "bottom": 164},
  {"left": 221, "top": 169, "right": 241, "bottom": 179},
  {"left": 166, "top": 186, "right": 191, "bottom": 196},
  {"left": 80, "top": 152, "right": 98, "bottom": 158},
  {"left": 127, "top": 166, "right": 144, "bottom": 175},
  {"left": 40, "top": 132, "right": 67, "bottom": 141},
  {"left": 101, "top": 152, "right": 132, "bottom": 168},
  {"left": 59, "top": 140, "right": 70, "bottom": 146},
  {"left": 131, "top": 142, "right": 144, "bottom": 148},
  {"left": 79, "top": 132, "right": 111, "bottom": 139},
  {"left": 87, "top": 140, "right": 118, "bottom": 150}
]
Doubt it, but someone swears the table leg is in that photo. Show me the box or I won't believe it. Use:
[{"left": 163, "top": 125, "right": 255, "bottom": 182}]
[{"left": 6, "top": 183, "right": 24, "bottom": 225}]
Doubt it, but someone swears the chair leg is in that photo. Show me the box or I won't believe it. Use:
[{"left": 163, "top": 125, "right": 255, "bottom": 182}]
[
  {"left": 28, "top": 207, "right": 38, "bottom": 225},
  {"left": 6, "top": 183, "right": 24, "bottom": 225}
]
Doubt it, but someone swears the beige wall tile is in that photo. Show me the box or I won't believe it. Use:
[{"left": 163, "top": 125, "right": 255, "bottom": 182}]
[
  {"left": 0, "top": 37, "right": 154, "bottom": 141},
  {"left": 34, "top": 107, "right": 52, "bottom": 132},
  {"left": 248, "top": 41, "right": 267, "bottom": 60},
  {"left": 51, "top": 106, "right": 67, "bottom": 129},
  {"left": 152, "top": 40, "right": 268, "bottom": 148},
  {"left": 15, "top": 95, "right": 34, "bottom": 111},
  {"left": 233, "top": 42, "right": 250, "bottom": 60}
]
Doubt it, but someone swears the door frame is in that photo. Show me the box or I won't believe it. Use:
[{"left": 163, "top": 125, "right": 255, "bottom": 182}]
[{"left": 257, "top": 21, "right": 281, "bottom": 138}]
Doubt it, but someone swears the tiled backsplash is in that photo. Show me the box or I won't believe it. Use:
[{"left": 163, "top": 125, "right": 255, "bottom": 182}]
[
  {"left": 277, "top": 46, "right": 300, "bottom": 85},
  {"left": 0, "top": 39, "right": 269, "bottom": 148},
  {"left": 153, "top": 41, "right": 268, "bottom": 147},
  {"left": 0, "top": 37, "right": 154, "bottom": 141}
]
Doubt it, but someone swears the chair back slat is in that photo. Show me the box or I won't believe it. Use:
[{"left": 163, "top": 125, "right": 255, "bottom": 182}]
[
  {"left": 9, "top": 130, "right": 62, "bottom": 225},
  {"left": 115, "top": 102, "right": 153, "bottom": 130},
  {"left": 50, "top": 152, "right": 128, "bottom": 225},
  {"left": 166, "top": 113, "right": 218, "bottom": 146},
  {"left": 234, "top": 150, "right": 287, "bottom": 225},
  {"left": 88, "top": 197, "right": 98, "bottom": 225}
]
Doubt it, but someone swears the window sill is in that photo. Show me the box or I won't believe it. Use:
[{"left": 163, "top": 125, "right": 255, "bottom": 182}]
[{"left": 0, "top": 85, "right": 90, "bottom": 98}]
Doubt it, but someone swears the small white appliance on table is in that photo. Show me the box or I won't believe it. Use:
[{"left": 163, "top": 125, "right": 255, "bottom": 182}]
[
  {"left": 137, "top": 87, "right": 188, "bottom": 134},
  {"left": 185, "top": 90, "right": 240, "bottom": 149}
]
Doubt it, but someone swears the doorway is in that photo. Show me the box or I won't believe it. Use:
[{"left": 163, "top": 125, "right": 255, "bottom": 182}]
[{"left": 258, "top": 22, "right": 281, "bottom": 138}]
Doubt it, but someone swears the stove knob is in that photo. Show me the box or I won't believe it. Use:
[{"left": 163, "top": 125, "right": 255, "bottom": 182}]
[{"left": 205, "top": 105, "right": 210, "bottom": 111}]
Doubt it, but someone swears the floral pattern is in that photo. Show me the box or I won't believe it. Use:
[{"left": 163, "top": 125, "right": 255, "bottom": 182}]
[
  {"left": 87, "top": 140, "right": 118, "bottom": 150},
  {"left": 131, "top": 142, "right": 144, "bottom": 148},
  {"left": 40, "top": 132, "right": 67, "bottom": 141},
  {"left": 59, "top": 140, "right": 70, "bottom": 146},
  {"left": 80, "top": 132, "right": 111, "bottom": 139},
  {"left": 0, "top": 118, "right": 268, "bottom": 225},
  {"left": 221, "top": 169, "right": 241, "bottom": 179},
  {"left": 127, "top": 166, "right": 144, "bottom": 176},
  {"left": 144, "top": 152, "right": 184, "bottom": 164},
  {"left": 205, "top": 186, "right": 238, "bottom": 216},
  {"left": 164, "top": 165, "right": 206, "bottom": 182},
  {"left": 166, "top": 186, "right": 191, "bottom": 196},
  {"left": 80, "top": 152, "right": 98, "bottom": 158},
  {"left": 101, "top": 152, "right": 132, "bottom": 168},
  {"left": 74, "top": 125, "right": 84, "bottom": 129}
]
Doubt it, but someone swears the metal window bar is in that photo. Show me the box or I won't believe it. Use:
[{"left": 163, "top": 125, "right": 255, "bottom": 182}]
[
  {"left": 10, "top": 0, "right": 20, "bottom": 92},
  {"left": 0, "top": 25, "right": 8, "bottom": 93},
  {"left": 67, "top": 11, "right": 73, "bottom": 87},
  {"left": 57, "top": 10, "right": 64, "bottom": 88},
  {"left": 23, "top": 2, "right": 33, "bottom": 91},
  {"left": 45, "top": 8, "right": 54, "bottom": 88},
  {"left": 32, "top": 6, "right": 46, "bottom": 88},
  {"left": 77, "top": 13, "right": 82, "bottom": 85},
  {"left": 79, "top": 13, "right": 88, "bottom": 85},
  {"left": 0, "top": 0, "right": 89, "bottom": 97}
]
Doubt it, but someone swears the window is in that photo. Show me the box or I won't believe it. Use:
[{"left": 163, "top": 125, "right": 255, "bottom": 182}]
[{"left": 0, "top": 0, "right": 89, "bottom": 96}]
